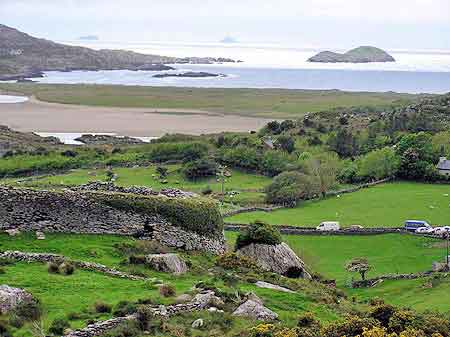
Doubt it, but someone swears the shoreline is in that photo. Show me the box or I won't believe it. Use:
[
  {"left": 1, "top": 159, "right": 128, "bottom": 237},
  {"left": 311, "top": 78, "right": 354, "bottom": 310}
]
[{"left": 0, "top": 95, "right": 273, "bottom": 137}]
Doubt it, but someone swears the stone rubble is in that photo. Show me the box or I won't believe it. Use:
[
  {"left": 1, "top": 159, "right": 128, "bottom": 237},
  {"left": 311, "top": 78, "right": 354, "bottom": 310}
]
[{"left": 0, "top": 285, "right": 34, "bottom": 314}]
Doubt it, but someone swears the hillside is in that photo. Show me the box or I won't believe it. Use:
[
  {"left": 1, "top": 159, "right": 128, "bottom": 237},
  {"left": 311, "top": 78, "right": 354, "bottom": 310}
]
[
  {"left": 0, "top": 25, "right": 236, "bottom": 80},
  {"left": 308, "top": 46, "right": 395, "bottom": 63}
]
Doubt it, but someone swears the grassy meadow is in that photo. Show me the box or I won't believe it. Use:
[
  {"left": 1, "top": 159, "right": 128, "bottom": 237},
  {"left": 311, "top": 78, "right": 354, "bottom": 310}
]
[
  {"left": 227, "top": 181, "right": 450, "bottom": 227},
  {"left": 1, "top": 165, "right": 272, "bottom": 206},
  {"left": 0, "top": 233, "right": 341, "bottom": 336},
  {"left": 0, "top": 83, "right": 416, "bottom": 118}
]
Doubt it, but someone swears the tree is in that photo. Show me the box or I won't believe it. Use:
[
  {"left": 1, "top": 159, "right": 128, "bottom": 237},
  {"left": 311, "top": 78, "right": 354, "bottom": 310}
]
[
  {"left": 182, "top": 158, "right": 217, "bottom": 180},
  {"left": 396, "top": 132, "right": 437, "bottom": 180},
  {"left": 156, "top": 166, "right": 168, "bottom": 179},
  {"left": 275, "top": 135, "right": 295, "bottom": 153},
  {"left": 265, "top": 171, "right": 320, "bottom": 206},
  {"left": 327, "top": 128, "right": 357, "bottom": 157},
  {"left": 356, "top": 147, "right": 400, "bottom": 181},
  {"left": 304, "top": 153, "right": 340, "bottom": 197},
  {"left": 345, "top": 257, "right": 371, "bottom": 280}
]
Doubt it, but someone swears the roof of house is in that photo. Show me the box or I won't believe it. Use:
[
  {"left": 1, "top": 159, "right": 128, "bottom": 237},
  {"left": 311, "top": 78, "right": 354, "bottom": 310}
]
[{"left": 437, "top": 158, "right": 450, "bottom": 171}]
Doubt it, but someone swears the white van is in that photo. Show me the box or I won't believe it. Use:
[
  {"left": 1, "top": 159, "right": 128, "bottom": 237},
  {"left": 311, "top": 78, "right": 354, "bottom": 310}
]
[{"left": 316, "top": 221, "right": 340, "bottom": 231}]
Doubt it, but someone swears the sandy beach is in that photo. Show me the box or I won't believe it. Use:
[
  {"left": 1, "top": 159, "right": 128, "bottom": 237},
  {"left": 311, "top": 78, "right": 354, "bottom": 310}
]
[{"left": 0, "top": 96, "right": 273, "bottom": 137}]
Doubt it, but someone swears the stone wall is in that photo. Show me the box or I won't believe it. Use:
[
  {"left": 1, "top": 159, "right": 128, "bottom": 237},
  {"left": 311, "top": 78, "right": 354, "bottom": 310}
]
[{"left": 0, "top": 186, "right": 225, "bottom": 254}]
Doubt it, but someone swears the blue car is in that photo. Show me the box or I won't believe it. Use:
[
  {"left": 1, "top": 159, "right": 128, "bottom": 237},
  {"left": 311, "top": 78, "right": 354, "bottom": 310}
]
[{"left": 404, "top": 220, "right": 431, "bottom": 232}]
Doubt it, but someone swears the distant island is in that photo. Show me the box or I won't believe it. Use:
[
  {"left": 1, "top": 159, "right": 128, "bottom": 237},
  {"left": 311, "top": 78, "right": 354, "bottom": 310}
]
[
  {"left": 153, "top": 72, "right": 226, "bottom": 78},
  {"left": 78, "top": 35, "right": 99, "bottom": 41},
  {"left": 220, "top": 36, "right": 238, "bottom": 44},
  {"left": 0, "top": 24, "right": 238, "bottom": 81},
  {"left": 308, "top": 46, "right": 395, "bottom": 63}
]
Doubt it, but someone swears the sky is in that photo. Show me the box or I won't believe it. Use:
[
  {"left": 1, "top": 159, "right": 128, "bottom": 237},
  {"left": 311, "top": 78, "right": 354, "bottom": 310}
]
[{"left": 1, "top": 0, "right": 449, "bottom": 50}]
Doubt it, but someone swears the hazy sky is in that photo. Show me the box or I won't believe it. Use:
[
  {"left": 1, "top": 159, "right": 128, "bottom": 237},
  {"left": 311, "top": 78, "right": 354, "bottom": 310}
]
[{"left": 1, "top": 0, "right": 449, "bottom": 49}]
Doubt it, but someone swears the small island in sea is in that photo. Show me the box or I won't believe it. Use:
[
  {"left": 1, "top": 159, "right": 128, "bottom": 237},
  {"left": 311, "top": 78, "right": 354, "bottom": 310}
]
[
  {"left": 308, "top": 46, "right": 395, "bottom": 63},
  {"left": 78, "top": 35, "right": 99, "bottom": 41}
]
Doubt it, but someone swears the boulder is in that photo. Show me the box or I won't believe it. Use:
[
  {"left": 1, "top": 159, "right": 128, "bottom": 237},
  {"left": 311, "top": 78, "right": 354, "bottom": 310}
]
[
  {"left": 145, "top": 253, "right": 188, "bottom": 274},
  {"left": 191, "top": 318, "right": 204, "bottom": 328},
  {"left": 232, "top": 294, "right": 278, "bottom": 321},
  {"left": 175, "top": 294, "right": 193, "bottom": 304},
  {"left": 192, "top": 291, "right": 224, "bottom": 309},
  {"left": 36, "top": 231, "right": 45, "bottom": 240},
  {"left": 432, "top": 261, "right": 448, "bottom": 272},
  {"left": 255, "top": 281, "right": 295, "bottom": 293},
  {"left": 237, "top": 242, "right": 310, "bottom": 278},
  {"left": 0, "top": 285, "right": 33, "bottom": 314},
  {"left": 5, "top": 228, "right": 20, "bottom": 236}
]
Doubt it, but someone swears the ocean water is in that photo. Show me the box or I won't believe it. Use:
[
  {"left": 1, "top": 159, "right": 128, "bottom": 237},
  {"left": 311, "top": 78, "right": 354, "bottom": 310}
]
[
  {"left": 35, "top": 132, "right": 158, "bottom": 145},
  {"left": 0, "top": 95, "right": 29, "bottom": 103},
  {"left": 30, "top": 41, "right": 450, "bottom": 94}
]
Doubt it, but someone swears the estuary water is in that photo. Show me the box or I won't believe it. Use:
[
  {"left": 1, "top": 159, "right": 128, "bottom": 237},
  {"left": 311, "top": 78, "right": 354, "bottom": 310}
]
[{"left": 27, "top": 41, "right": 450, "bottom": 94}]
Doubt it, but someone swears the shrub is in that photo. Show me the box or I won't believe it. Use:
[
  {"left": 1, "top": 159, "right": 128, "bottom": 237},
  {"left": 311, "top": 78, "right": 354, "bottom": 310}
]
[
  {"left": 94, "top": 301, "right": 112, "bottom": 313},
  {"left": 147, "top": 142, "right": 208, "bottom": 163},
  {"left": 0, "top": 258, "right": 15, "bottom": 266},
  {"left": 49, "top": 317, "right": 70, "bottom": 335},
  {"left": 159, "top": 284, "right": 176, "bottom": 297},
  {"left": 0, "top": 320, "right": 11, "bottom": 337},
  {"left": 61, "top": 150, "right": 78, "bottom": 157},
  {"left": 47, "top": 262, "right": 60, "bottom": 274},
  {"left": 369, "top": 304, "right": 396, "bottom": 327},
  {"left": 113, "top": 301, "right": 137, "bottom": 317},
  {"left": 265, "top": 171, "right": 319, "bottom": 206},
  {"left": 128, "top": 255, "right": 147, "bottom": 265},
  {"left": 102, "top": 321, "right": 140, "bottom": 337},
  {"left": 298, "top": 312, "right": 320, "bottom": 328},
  {"left": 201, "top": 185, "right": 213, "bottom": 195},
  {"left": 182, "top": 158, "right": 217, "bottom": 180},
  {"left": 321, "top": 315, "right": 379, "bottom": 337},
  {"left": 216, "top": 252, "right": 257, "bottom": 270},
  {"left": 260, "top": 151, "right": 294, "bottom": 177},
  {"left": 92, "top": 192, "right": 223, "bottom": 236},
  {"left": 135, "top": 306, "right": 154, "bottom": 330},
  {"left": 11, "top": 298, "right": 42, "bottom": 322},
  {"left": 219, "top": 146, "right": 260, "bottom": 171},
  {"left": 0, "top": 267, "right": 5, "bottom": 275},
  {"left": 235, "top": 221, "right": 282, "bottom": 250},
  {"left": 59, "top": 261, "right": 75, "bottom": 275}
]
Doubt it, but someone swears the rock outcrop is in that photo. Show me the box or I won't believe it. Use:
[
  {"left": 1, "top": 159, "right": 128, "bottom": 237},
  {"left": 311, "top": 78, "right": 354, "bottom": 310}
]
[
  {"left": 308, "top": 46, "right": 395, "bottom": 63},
  {"left": 237, "top": 242, "right": 310, "bottom": 278},
  {"left": 74, "top": 134, "right": 144, "bottom": 146},
  {"left": 153, "top": 72, "right": 226, "bottom": 78},
  {"left": 0, "top": 285, "right": 34, "bottom": 314},
  {"left": 232, "top": 294, "right": 278, "bottom": 321},
  {"left": 145, "top": 253, "right": 188, "bottom": 274}
]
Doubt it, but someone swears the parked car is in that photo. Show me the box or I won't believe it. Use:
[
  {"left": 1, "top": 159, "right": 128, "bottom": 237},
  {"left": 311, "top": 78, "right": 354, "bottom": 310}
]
[
  {"left": 415, "top": 227, "right": 434, "bottom": 234},
  {"left": 404, "top": 220, "right": 431, "bottom": 232},
  {"left": 434, "top": 226, "right": 450, "bottom": 236},
  {"left": 317, "top": 221, "right": 340, "bottom": 231}
]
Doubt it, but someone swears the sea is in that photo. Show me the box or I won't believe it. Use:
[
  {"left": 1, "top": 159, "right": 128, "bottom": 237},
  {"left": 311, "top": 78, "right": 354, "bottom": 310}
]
[{"left": 28, "top": 40, "right": 450, "bottom": 94}]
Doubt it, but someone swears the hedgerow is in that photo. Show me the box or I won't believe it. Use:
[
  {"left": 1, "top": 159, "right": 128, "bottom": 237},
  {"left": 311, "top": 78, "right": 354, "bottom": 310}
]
[{"left": 90, "top": 191, "right": 223, "bottom": 236}]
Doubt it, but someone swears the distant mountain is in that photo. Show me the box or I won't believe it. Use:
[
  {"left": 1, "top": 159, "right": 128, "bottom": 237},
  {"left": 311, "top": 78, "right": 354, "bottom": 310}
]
[
  {"left": 0, "top": 25, "right": 237, "bottom": 80},
  {"left": 308, "top": 46, "right": 395, "bottom": 63},
  {"left": 78, "top": 35, "right": 99, "bottom": 41}
]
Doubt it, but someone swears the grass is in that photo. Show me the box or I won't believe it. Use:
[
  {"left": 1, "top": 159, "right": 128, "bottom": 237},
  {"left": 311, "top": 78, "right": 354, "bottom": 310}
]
[
  {"left": 227, "top": 181, "right": 450, "bottom": 227},
  {"left": 0, "top": 83, "right": 416, "bottom": 118},
  {"left": 0, "top": 233, "right": 334, "bottom": 336},
  {"left": 226, "top": 232, "right": 450, "bottom": 313},
  {"left": 1, "top": 165, "right": 272, "bottom": 206}
]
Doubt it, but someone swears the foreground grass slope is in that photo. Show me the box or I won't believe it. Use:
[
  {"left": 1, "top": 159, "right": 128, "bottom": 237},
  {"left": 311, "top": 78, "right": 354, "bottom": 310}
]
[
  {"left": 0, "top": 83, "right": 416, "bottom": 118},
  {"left": 227, "top": 232, "right": 450, "bottom": 313},
  {"left": 227, "top": 182, "right": 450, "bottom": 227}
]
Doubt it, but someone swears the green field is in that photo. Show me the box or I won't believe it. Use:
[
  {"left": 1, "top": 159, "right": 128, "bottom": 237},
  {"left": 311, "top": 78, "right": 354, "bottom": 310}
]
[
  {"left": 0, "top": 83, "right": 416, "bottom": 118},
  {"left": 0, "top": 233, "right": 342, "bottom": 336},
  {"left": 227, "top": 232, "right": 450, "bottom": 312},
  {"left": 1, "top": 165, "right": 271, "bottom": 206},
  {"left": 227, "top": 182, "right": 450, "bottom": 227}
]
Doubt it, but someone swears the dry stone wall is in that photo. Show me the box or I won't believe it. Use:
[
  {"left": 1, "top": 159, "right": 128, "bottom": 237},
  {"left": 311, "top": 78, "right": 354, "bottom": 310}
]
[{"left": 0, "top": 186, "right": 225, "bottom": 254}]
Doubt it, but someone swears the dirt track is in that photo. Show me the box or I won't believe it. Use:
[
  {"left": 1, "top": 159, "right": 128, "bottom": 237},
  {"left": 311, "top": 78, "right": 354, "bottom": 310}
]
[{"left": 0, "top": 96, "right": 272, "bottom": 137}]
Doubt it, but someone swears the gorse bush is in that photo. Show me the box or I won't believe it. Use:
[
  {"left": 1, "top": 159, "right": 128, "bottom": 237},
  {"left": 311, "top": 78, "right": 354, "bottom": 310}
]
[
  {"left": 159, "top": 284, "right": 176, "bottom": 297},
  {"left": 235, "top": 220, "right": 282, "bottom": 250}
]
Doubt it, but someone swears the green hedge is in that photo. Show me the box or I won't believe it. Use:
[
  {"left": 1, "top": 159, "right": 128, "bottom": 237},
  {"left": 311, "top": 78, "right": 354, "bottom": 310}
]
[{"left": 89, "top": 192, "right": 223, "bottom": 236}]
